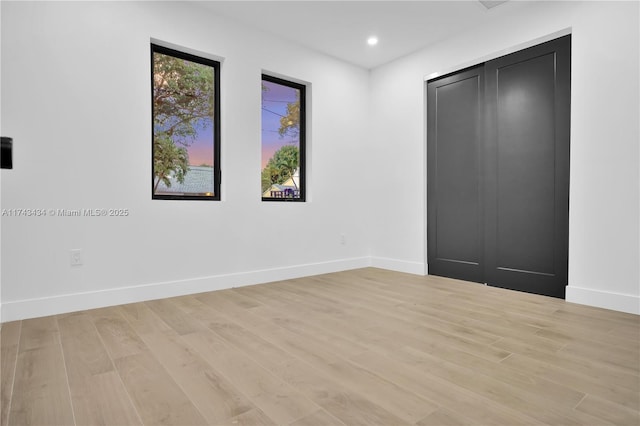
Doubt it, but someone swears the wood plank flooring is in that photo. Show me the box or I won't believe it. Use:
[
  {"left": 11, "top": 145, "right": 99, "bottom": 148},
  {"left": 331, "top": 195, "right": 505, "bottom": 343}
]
[{"left": 1, "top": 268, "right": 639, "bottom": 425}]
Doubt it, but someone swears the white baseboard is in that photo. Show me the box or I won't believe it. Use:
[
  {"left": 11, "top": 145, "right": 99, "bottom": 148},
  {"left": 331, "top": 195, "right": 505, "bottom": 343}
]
[
  {"left": 370, "top": 256, "right": 426, "bottom": 275},
  {"left": 566, "top": 286, "right": 640, "bottom": 315},
  {"left": 0, "top": 257, "right": 371, "bottom": 322},
  {"left": 4, "top": 258, "right": 637, "bottom": 322}
]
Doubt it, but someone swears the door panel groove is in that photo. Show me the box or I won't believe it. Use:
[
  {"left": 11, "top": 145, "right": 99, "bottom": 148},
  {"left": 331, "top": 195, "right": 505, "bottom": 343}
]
[{"left": 496, "top": 267, "right": 556, "bottom": 277}]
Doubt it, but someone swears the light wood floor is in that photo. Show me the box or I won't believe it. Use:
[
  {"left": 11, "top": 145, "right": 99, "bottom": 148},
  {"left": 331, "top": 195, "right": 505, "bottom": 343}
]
[{"left": 1, "top": 268, "right": 639, "bottom": 426}]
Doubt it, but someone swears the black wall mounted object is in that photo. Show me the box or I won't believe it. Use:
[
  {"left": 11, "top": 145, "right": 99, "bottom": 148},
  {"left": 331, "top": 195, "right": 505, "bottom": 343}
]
[{"left": 1, "top": 137, "right": 13, "bottom": 169}]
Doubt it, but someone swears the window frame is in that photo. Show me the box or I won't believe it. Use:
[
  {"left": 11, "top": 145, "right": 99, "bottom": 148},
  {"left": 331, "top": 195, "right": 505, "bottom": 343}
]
[
  {"left": 151, "top": 43, "right": 222, "bottom": 201},
  {"left": 261, "top": 74, "right": 306, "bottom": 202}
]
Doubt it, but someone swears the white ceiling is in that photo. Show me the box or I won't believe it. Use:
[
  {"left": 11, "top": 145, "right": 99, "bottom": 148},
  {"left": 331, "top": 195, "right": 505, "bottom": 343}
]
[{"left": 194, "top": 0, "right": 514, "bottom": 69}]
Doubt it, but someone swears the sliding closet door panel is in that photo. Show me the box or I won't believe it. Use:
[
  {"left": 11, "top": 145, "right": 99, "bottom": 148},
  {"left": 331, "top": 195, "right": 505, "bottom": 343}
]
[
  {"left": 485, "top": 35, "right": 570, "bottom": 298},
  {"left": 427, "top": 67, "right": 484, "bottom": 283},
  {"left": 497, "top": 53, "right": 556, "bottom": 274}
]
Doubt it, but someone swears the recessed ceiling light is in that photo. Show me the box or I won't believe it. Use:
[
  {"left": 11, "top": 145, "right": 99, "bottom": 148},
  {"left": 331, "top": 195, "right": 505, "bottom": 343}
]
[{"left": 367, "top": 36, "right": 378, "bottom": 46}]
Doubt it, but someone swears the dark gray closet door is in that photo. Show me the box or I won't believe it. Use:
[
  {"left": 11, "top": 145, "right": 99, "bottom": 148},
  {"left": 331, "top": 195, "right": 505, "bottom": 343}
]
[
  {"left": 427, "top": 35, "right": 570, "bottom": 299},
  {"left": 484, "top": 35, "right": 570, "bottom": 298},
  {"left": 427, "top": 66, "right": 484, "bottom": 283}
]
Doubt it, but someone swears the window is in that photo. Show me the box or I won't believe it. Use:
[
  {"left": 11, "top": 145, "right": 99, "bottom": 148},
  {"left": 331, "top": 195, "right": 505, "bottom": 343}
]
[
  {"left": 261, "top": 74, "right": 306, "bottom": 201},
  {"left": 151, "top": 44, "right": 221, "bottom": 200}
]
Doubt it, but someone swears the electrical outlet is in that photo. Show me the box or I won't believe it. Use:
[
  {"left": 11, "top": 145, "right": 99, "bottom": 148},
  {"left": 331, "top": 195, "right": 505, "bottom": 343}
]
[
  {"left": 70, "top": 249, "right": 83, "bottom": 266},
  {"left": 340, "top": 234, "right": 346, "bottom": 245}
]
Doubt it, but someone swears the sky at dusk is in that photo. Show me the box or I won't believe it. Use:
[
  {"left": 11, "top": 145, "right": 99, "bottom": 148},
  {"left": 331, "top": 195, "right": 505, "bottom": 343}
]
[
  {"left": 186, "top": 120, "right": 214, "bottom": 167},
  {"left": 262, "top": 80, "right": 299, "bottom": 169},
  {"left": 157, "top": 80, "right": 297, "bottom": 169}
]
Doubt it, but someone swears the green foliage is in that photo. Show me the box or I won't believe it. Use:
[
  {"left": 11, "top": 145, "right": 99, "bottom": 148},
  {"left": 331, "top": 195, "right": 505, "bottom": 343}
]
[
  {"left": 261, "top": 145, "right": 299, "bottom": 193},
  {"left": 278, "top": 91, "right": 300, "bottom": 138},
  {"left": 153, "top": 52, "right": 214, "bottom": 145},
  {"left": 154, "top": 134, "right": 189, "bottom": 192},
  {"left": 261, "top": 165, "right": 278, "bottom": 193}
]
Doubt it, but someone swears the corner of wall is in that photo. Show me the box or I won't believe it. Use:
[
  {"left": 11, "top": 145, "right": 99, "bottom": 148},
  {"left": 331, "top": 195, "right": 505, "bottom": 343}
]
[{"left": 370, "top": 257, "right": 425, "bottom": 276}]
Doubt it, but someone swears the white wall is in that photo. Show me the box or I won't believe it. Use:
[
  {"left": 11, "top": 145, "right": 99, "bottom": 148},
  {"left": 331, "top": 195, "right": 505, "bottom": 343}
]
[
  {"left": 0, "top": 1, "right": 373, "bottom": 321},
  {"left": 369, "top": 0, "right": 639, "bottom": 314}
]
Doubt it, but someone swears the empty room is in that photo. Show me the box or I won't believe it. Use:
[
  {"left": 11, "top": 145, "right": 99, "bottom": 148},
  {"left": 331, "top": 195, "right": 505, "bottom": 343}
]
[{"left": 1, "top": 1, "right": 638, "bottom": 425}]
